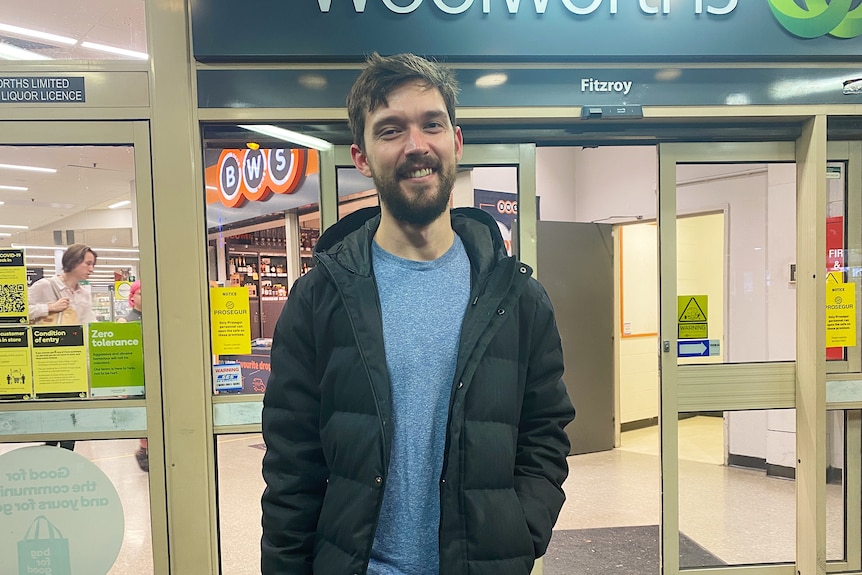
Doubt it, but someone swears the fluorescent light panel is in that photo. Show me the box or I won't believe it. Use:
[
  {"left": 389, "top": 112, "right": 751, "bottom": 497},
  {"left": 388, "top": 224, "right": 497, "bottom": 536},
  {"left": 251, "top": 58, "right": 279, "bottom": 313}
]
[
  {"left": 0, "top": 23, "right": 76, "bottom": 45},
  {"left": 0, "top": 185, "right": 27, "bottom": 191},
  {"left": 0, "top": 43, "right": 51, "bottom": 61},
  {"left": 108, "top": 200, "right": 131, "bottom": 209},
  {"left": 12, "top": 244, "right": 139, "bottom": 253},
  {"left": 80, "top": 41, "right": 148, "bottom": 60},
  {"left": 0, "top": 224, "right": 27, "bottom": 229},
  {"left": 238, "top": 125, "right": 333, "bottom": 152},
  {"left": 0, "top": 163, "right": 55, "bottom": 174}
]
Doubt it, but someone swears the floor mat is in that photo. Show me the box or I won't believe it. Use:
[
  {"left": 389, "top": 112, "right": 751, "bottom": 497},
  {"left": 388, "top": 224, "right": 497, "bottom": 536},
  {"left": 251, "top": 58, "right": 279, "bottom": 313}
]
[{"left": 544, "top": 525, "right": 726, "bottom": 575}]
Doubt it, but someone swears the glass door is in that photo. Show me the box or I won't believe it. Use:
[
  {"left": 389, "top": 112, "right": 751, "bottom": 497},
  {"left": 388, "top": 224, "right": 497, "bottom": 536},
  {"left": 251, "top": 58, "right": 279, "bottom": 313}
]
[
  {"left": 334, "top": 143, "right": 538, "bottom": 265},
  {"left": 0, "top": 120, "right": 163, "bottom": 574},
  {"left": 658, "top": 124, "right": 862, "bottom": 574}
]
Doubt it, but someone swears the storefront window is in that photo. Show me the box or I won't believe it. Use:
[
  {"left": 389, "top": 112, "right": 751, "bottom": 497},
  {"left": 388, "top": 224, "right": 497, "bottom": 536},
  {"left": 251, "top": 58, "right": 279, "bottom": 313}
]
[
  {"left": 202, "top": 124, "right": 322, "bottom": 396},
  {"left": 0, "top": 145, "right": 143, "bottom": 400},
  {"left": 0, "top": 1, "right": 147, "bottom": 61}
]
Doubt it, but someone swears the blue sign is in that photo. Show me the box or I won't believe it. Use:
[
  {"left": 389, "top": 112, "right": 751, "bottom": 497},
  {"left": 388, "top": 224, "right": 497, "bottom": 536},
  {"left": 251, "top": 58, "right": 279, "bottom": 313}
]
[
  {"left": 677, "top": 339, "right": 720, "bottom": 358},
  {"left": 190, "top": 1, "right": 862, "bottom": 62}
]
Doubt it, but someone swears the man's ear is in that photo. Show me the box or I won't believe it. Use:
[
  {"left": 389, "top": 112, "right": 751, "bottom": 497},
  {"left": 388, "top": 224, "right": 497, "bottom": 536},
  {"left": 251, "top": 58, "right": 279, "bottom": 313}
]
[
  {"left": 454, "top": 126, "right": 464, "bottom": 162},
  {"left": 351, "top": 144, "right": 373, "bottom": 178}
]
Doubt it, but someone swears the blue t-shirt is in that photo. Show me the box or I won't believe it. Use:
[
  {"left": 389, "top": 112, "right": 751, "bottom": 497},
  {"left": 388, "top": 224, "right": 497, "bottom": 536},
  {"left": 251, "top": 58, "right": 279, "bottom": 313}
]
[{"left": 368, "top": 235, "right": 471, "bottom": 575}]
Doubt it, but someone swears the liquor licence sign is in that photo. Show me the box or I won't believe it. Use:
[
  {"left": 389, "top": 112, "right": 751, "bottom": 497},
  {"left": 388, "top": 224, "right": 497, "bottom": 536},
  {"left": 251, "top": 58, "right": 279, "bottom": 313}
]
[{"left": 0, "top": 77, "right": 85, "bottom": 104}]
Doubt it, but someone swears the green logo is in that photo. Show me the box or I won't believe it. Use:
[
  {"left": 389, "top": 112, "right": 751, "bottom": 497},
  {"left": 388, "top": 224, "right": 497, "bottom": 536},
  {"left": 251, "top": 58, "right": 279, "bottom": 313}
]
[{"left": 768, "top": 0, "right": 862, "bottom": 38}]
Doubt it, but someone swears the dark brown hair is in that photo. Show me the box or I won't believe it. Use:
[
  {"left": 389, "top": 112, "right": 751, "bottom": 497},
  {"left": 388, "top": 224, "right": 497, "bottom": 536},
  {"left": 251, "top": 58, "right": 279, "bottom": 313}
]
[
  {"left": 346, "top": 52, "right": 459, "bottom": 151},
  {"left": 62, "top": 243, "right": 97, "bottom": 273}
]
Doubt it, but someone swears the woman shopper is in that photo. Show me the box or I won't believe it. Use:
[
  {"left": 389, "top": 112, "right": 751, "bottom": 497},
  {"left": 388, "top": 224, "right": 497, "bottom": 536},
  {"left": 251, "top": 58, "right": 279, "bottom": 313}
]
[{"left": 29, "top": 243, "right": 97, "bottom": 450}]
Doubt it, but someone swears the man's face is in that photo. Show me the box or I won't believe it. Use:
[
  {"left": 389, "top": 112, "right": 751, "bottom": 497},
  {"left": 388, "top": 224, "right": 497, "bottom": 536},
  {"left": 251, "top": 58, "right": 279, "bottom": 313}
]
[{"left": 351, "top": 80, "right": 463, "bottom": 226}]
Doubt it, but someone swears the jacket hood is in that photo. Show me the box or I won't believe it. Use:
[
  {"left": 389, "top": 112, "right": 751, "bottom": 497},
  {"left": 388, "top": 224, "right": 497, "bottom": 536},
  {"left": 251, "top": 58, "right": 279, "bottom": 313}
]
[{"left": 314, "top": 205, "right": 510, "bottom": 264}]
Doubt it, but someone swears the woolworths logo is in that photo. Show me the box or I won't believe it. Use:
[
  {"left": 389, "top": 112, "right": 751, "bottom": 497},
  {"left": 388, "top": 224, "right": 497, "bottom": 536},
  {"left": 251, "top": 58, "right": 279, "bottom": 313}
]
[{"left": 768, "top": 0, "right": 862, "bottom": 39}]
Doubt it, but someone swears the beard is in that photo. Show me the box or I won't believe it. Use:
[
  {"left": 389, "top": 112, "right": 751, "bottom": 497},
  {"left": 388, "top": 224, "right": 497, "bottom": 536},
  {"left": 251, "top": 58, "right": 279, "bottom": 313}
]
[{"left": 373, "top": 159, "right": 456, "bottom": 227}]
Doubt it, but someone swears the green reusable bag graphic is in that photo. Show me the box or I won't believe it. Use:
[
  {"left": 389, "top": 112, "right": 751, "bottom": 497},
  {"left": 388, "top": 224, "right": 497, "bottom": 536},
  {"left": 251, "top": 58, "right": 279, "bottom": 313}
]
[{"left": 17, "top": 515, "right": 72, "bottom": 575}]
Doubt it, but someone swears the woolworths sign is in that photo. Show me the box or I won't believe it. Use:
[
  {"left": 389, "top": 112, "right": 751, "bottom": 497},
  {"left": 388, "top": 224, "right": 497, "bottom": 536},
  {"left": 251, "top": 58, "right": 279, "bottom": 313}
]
[
  {"left": 316, "top": 0, "right": 737, "bottom": 15},
  {"left": 191, "top": 1, "right": 862, "bottom": 62}
]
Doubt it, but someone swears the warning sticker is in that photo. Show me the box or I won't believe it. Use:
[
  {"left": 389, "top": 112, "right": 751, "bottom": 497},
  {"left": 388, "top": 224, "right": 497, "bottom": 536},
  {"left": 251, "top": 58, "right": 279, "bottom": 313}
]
[{"left": 678, "top": 295, "right": 708, "bottom": 340}]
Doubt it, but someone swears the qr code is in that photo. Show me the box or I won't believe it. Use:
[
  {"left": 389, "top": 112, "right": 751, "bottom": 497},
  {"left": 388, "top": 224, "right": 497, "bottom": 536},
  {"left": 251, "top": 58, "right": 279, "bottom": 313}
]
[{"left": 0, "top": 284, "right": 26, "bottom": 314}]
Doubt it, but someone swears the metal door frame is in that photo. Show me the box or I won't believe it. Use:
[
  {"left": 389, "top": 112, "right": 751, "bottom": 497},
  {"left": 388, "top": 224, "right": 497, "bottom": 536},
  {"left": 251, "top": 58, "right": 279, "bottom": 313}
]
[
  {"left": 0, "top": 120, "right": 167, "bottom": 574},
  {"left": 658, "top": 122, "right": 862, "bottom": 575}
]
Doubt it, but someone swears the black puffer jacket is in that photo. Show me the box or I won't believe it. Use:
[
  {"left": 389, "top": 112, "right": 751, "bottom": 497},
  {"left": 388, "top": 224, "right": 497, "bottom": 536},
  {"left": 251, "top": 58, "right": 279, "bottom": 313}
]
[{"left": 261, "top": 206, "right": 574, "bottom": 575}]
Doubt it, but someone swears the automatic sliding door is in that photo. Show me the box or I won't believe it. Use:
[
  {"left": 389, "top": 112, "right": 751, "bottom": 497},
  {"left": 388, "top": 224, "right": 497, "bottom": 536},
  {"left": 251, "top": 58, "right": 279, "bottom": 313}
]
[{"left": 659, "top": 134, "right": 862, "bottom": 575}]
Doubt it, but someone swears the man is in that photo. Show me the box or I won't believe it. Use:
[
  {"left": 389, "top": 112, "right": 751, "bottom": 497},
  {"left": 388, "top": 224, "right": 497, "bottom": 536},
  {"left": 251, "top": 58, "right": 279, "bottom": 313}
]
[{"left": 261, "top": 52, "right": 574, "bottom": 575}]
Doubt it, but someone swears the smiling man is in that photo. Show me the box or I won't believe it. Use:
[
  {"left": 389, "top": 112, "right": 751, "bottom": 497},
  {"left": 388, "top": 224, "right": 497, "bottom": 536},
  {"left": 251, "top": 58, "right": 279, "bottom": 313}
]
[{"left": 261, "top": 52, "right": 575, "bottom": 575}]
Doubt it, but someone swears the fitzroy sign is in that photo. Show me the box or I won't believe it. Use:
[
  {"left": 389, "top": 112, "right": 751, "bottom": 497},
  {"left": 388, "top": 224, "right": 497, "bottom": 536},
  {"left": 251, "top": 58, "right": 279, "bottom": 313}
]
[{"left": 190, "top": 1, "right": 862, "bottom": 61}]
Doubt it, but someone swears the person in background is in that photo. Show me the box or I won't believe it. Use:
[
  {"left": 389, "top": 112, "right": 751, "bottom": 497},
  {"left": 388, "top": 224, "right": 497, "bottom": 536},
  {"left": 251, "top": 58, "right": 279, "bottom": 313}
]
[
  {"left": 29, "top": 243, "right": 97, "bottom": 451},
  {"left": 261, "top": 53, "right": 574, "bottom": 575},
  {"left": 29, "top": 243, "right": 97, "bottom": 325},
  {"left": 117, "top": 280, "right": 147, "bottom": 471},
  {"left": 117, "top": 280, "right": 142, "bottom": 322}
]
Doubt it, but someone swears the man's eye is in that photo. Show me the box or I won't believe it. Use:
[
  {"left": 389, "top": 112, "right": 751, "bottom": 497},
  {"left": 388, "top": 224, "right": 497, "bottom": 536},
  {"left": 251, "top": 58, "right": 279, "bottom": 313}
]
[
  {"left": 426, "top": 122, "right": 444, "bottom": 131},
  {"left": 379, "top": 128, "right": 400, "bottom": 138}
]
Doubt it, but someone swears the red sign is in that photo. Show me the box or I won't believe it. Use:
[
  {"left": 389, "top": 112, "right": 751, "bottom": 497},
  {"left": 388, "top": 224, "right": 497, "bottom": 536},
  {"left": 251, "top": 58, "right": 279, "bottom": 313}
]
[
  {"left": 827, "top": 216, "right": 844, "bottom": 360},
  {"left": 205, "top": 148, "right": 312, "bottom": 208}
]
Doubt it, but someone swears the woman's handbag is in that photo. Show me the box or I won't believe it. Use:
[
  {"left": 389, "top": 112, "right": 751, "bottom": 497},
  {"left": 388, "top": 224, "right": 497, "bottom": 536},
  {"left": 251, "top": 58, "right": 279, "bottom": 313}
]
[{"left": 34, "top": 281, "right": 80, "bottom": 325}]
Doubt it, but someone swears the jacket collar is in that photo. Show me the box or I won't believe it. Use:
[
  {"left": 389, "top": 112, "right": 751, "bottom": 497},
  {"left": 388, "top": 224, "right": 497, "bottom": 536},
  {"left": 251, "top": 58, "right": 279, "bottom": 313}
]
[{"left": 314, "top": 206, "right": 509, "bottom": 279}]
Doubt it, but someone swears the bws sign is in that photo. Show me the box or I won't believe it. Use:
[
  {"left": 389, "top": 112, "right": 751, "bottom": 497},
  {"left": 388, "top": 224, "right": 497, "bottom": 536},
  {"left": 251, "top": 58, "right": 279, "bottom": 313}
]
[{"left": 205, "top": 148, "right": 309, "bottom": 208}]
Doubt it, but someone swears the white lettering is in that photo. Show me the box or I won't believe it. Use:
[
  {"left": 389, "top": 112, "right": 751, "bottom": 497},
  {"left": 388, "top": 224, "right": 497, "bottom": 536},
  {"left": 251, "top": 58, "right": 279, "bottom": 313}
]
[
  {"left": 707, "top": 0, "right": 736, "bottom": 15},
  {"left": 275, "top": 149, "right": 286, "bottom": 172},
  {"left": 562, "top": 0, "right": 601, "bottom": 15},
  {"left": 433, "top": 0, "right": 474, "bottom": 14},
  {"left": 580, "top": 78, "right": 632, "bottom": 95},
  {"left": 382, "top": 0, "right": 423, "bottom": 13},
  {"left": 317, "top": 0, "right": 368, "bottom": 12},
  {"left": 245, "top": 154, "right": 263, "bottom": 182},
  {"left": 225, "top": 166, "right": 236, "bottom": 189},
  {"left": 318, "top": 0, "right": 734, "bottom": 15},
  {"left": 639, "top": 0, "right": 670, "bottom": 15}
]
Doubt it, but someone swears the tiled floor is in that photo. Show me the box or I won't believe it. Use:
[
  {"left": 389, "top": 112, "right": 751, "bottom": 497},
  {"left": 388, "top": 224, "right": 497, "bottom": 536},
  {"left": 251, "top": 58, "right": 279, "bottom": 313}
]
[{"left": 0, "top": 415, "right": 852, "bottom": 574}]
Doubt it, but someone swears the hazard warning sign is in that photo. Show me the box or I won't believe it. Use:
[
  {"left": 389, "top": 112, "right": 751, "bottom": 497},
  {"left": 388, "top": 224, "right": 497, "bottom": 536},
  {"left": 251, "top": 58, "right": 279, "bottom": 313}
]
[{"left": 678, "top": 295, "right": 708, "bottom": 339}]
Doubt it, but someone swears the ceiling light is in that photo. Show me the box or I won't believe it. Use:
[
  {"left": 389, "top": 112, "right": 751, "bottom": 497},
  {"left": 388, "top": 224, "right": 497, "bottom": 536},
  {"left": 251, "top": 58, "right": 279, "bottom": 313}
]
[
  {"left": 0, "top": 185, "right": 27, "bottom": 191},
  {"left": 12, "top": 244, "right": 139, "bottom": 253},
  {"left": 0, "top": 43, "right": 52, "bottom": 61},
  {"left": 298, "top": 74, "right": 327, "bottom": 90},
  {"left": 655, "top": 69, "right": 682, "bottom": 82},
  {"left": 0, "top": 163, "right": 55, "bottom": 174},
  {"left": 0, "top": 23, "right": 76, "bottom": 45},
  {"left": 475, "top": 73, "right": 508, "bottom": 88},
  {"left": 0, "top": 224, "right": 27, "bottom": 229},
  {"left": 108, "top": 200, "right": 131, "bottom": 209},
  {"left": 80, "top": 42, "right": 148, "bottom": 60},
  {"left": 238, "top": 125, "right": 333, "bottom": 152}
]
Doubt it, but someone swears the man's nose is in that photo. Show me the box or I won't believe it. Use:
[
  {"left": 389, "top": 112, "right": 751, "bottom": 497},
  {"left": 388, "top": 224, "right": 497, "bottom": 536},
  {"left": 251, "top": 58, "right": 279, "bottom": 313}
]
[{"left": 405, "top": 126, "right": 429, "bottom": 153}]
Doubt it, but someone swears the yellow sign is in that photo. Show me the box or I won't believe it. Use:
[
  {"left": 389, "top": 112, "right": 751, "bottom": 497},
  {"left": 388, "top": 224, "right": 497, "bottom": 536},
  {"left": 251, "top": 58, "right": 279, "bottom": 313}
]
[
  {"left": 210, "top": 287, "right": 252, "bottom": 355},
  {"left": 678, "top": 295, "right": 708, "bottom": 340},
  {"left": 115, "top": 280, "right": 132, "bottom": 300},
  {"left": 31, "top": 325, "right": 88, "bottom": 396},
  {"left": 0, "top": 250, "right": 28, "bottom": 324},
  {"left": 826, "top": 280, "right": 856, "bottom": 347},
  {"left": 0, "top": 326, "right": 32, "bottom": 397}
]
